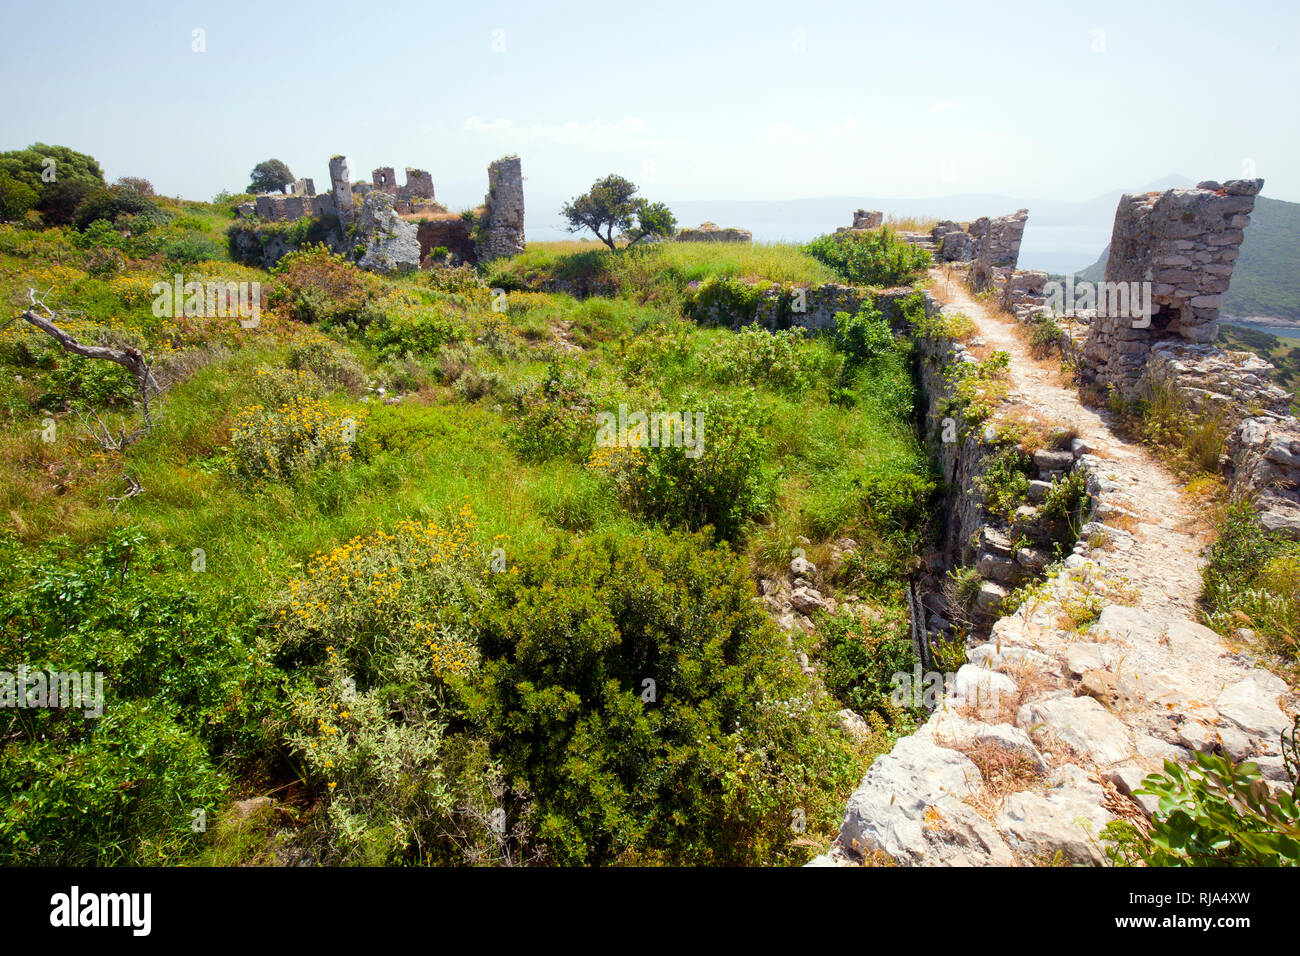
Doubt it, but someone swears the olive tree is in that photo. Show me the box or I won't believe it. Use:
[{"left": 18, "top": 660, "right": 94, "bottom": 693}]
[{"left": 561, "top": 174, "right": 676, "bottom": 251}]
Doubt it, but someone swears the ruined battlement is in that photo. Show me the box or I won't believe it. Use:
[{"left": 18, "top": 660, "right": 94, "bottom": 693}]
[
  {"left": 835, "top": 209, "right": 883, "bottom": 233},
  {"left": 479, "top": 155, "right": 525, "bottom": 263},
  {"left": 1078, "top": 179, "right": 1262, "bottom": 392}
]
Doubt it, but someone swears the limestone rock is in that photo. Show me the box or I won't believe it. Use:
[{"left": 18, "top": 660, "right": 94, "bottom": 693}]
[
  {"left": 995, "top": 765, "right": 1114, "bottom": 865},
  {"left": 1018, "top": 695, "right": 1132, "bottom": 765},
  {"left": 837, "top": 735, "right": 1012, "bottom": 866},
  {"left": 1215, "top": 676, "right": 1292, "bottom": 739},
  {"left": 355, "top": 192, "right": 420, "bottom": 273}
]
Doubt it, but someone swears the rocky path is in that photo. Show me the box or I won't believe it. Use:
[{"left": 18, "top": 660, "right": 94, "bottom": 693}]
[
  {"left": 812, "top": 273, "right": 1296, "bottom": 867},
  {"left": 929, "top": 271, "right": 1206, "bottom": 623}
]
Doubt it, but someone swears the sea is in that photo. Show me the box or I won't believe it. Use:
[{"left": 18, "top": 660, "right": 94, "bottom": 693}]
[{"left": 524, "top": 223, "right": 1113, "bottom": 276}]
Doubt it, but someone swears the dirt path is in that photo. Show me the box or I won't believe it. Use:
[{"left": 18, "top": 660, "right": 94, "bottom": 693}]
[
  {"left": 815, "top": 272, "right": 1295, "bottom": 867},
  {"left": 928, "top": 270, "right": 1207, "bottom": 624}
]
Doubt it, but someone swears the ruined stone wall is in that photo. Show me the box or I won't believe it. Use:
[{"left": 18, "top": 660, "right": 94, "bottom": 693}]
[
  {"left": 979, "top": 178, "right": 1298, "bottom": 538},
  {"left": 932, "top": 221, "right": 974, "bottom": 262},
  {"left": 835, "top": 209, "right": 883, "bottom": 233},
  {"left": 329, "top": 156, "right": 355, "bottom": 226},
  {"left": 1080, "top": 179, "right": 1263, "bottom": 391},
  {"left": 416, "top": 219, "right": 476, "bottom": 265},
  {"left": 968, "top": 209, "right": 1028, "bottom": 289},
  {"left": 676, "top": 224, "right": 752, "bottom": 242},
  {"left": 479, "top": 155, "right": 525, "bottom": 263}
]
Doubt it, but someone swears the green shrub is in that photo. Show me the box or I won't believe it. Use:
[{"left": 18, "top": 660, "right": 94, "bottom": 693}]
[
  {"left": 278, "top": 514, "right": 507, "bottom": 864},
  {"left": 506, "top": 363, "right": 597, "bottom": 463},
  {"left": 816, "top": 605, "right": 917, "bottom": 719},
  {"left": 1202, "top": 501, "right": 1300, "bottom": 656},
  {"left": 228, "top": 366, "right": 365, "bottom": 483},
  {"left": 287, "top": 335, "right": 365, "bottom": 394},
  {"left": 269, "top": 244, "right": 380, "bottom": 328},
  {"left": 0, "top": 531, "right": 278, "bottom": 865},
  {"left": 590, "top": 390, "right": 772, "bottom": 540},
  {"left": 833, "top": 302, "right": 896, "bottom": 366},
  {"left": 703, "top": 325, "right": 832, "bottom": 393},
  {"left": 362, "top": 290, "right": 470, "bottom": 359},
  {"left": 471, "top": 529, "right": 857, "bottom": 865},
  {"left": 1104, "top": 740, "right": 1300, "bottom": 866},
  {"left": 804, "top": 228, "right": 931, "bottom": 286},
  {"left": 1029, "top": 314, "right": 1063, "bottom": 357},
  {"left": 974, "top": 446, "right": 1033, "bottom": 519}
]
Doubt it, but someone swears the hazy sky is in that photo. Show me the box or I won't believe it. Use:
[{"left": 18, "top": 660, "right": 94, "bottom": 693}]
[{"left": 3, "top": 0, "right": 1296, "bottom": 212}]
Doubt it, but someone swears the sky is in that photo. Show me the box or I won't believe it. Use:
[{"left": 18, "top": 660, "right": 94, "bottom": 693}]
[{"left": 3, "top": 0, "right": 1297, "bottom": 218}]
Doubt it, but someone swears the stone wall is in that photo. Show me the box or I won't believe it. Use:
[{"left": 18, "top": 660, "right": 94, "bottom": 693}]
[
  {"left": 416, "top": 218, "right": 476, "bottom": 265},
  {"left": 956, "top": 178, "right": 1298, "bottom": 539},
  {"left": 676, "top": 223, "right": 752, "bottom": 242},
  {"left": 235, "top": 152, "right": 525, "bottom": 269},
  {"left": 684, "top": 282, "right": 870, "bottom": 333},
  {"left": 1080, "top": 179, "right": 1263, "bottom": 391},
  {"left": 811, "top": 290, "right": 1297, "bottom": 868},
  {"left": 931, "top": 220, "right": 974, "bottom": 262},
  {"left": 479, "top": 155, "right": 525, "bottom": 262},
  {"left": 968, "top": 209, "right": 1028, "bottom": 290},
  {"left": 836, "top": 209, "right": 883, "bottom": 232},
  {"left": 329, "top": 155, "right": 355, "bottom": 226}
]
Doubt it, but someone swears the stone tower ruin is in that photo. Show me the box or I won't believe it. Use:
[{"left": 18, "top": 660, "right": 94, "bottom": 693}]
[
  {"left": 1082, "top": 179, "right": 1262, "bottom": 390},
  {"left": 479, "top": 155, "right": 525, "bottom": 262}
]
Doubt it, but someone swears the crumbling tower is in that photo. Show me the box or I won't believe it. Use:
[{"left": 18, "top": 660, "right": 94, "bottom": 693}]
[
  {"left": 479, "top": 155, "right": 525, "bottom": 262},
  {"left": 1083, "top": 179, "right": 1262, "bottom": 390},
  {"left": 329, "top": 155, "right": 355, "bottom": 225}
]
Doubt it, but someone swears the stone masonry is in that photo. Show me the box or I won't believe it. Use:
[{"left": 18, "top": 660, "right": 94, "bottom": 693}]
[
  {"left": 479, "top": 155, "right": 525, "bottom": 263},
  {"left": 329, "top": 155, "right": 355, "bottom": 226},
  {"left": 968, "top": 209, "right": 1029, "bottom": 290},
  {"left": 1080, "top": 179, "right": 1264, "bottom": 391},
  {"left": 676, "top": 222, "right": 752, "bottom": 242},
  {"left": 982, "top": 176, "right": 1298, "bottom": 538},
  {"left": 836, "top": 209, "right": 884, "bottom": 233}
]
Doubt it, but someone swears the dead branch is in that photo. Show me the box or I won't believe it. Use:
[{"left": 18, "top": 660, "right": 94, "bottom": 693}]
[
  {"left": 22, "top": 289, "right": 160, "bottom": 397},
  {"left": 107, "top": 473, "right": 143, "bottom": 513},
  {"left": 22, "top": 287, "right": 164, "bottom": 445}
]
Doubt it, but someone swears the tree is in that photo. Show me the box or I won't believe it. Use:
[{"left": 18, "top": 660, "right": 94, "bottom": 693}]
[
  {"left": 113, "top": 176, "right": 155, "bottom": 198},
  {"left": 248, "top": 159, "right": 294, "bottom": 195},
  {"left": 0, "top": 172, "right": 37, "bottom": 221},
  {"left": 561, "top": 174, "right": 677, "bottom": 251},
  {"left": 0, "top": 143, "right": 105, "bottom": 225}
]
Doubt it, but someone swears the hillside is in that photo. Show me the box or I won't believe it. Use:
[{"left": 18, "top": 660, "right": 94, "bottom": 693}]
[
  {"left": 0, "top": 189, "right": 947, "bottom": 866},
  {"left": 1075, "top": 195, "right": 1300, "bottom": 322}
]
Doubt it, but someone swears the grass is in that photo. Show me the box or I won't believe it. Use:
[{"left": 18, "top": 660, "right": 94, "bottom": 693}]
[
  {"left": 0, "top": 205, "right": 935, "bottom": 866},
  {"left": 486, "top": 239, "right": 838, "bottom": 307}
]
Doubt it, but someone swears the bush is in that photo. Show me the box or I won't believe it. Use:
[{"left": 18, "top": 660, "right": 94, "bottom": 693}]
[
  {"left": 269, "top": 244, "right": 379, "bottom": 328},
  {"left": 507, "top": 363, "right": 597, "bottom": 463},
  {"left": 0, "top": 532, "right": 278, "bottom": 865},
  {"left": 833, "top": 303, "right": 896, "bottom": 366},
  {"left": 974, "top": 446, "right": 1034, "bottom": 519},
  {"left": 816, "top": 605, "right": 917, "bottom": 719},
  {"left": 228, "top": 366, "right": 366, "bottom": 483},
  {"left": 1202, "top": 501, "right": 1300, "bottom": 655},
  {"left": 287, "top": 336, "right": 365, "bottom": 395},
  {"left": 589, "top": 390, "right": 772, "bottom": 540},
  {"left": 703, "top": 325, "right": 833, "bottom": 394},
  {"left": 804, "top": 228, "right": 931, "bottom": 286},
  {"left": 1104, "top": 741, "right": 1300, "bottom": 866},
  {"left": 471, "top": 529, "right": 857, "bottom": 864},
  {"left": 73, "top": 187, "right": 168, "bottom": 232},
  {"left": 362, "top": 291, "right": 470, "bottom": 359},
  {"left": 278, "top": 514, "right": 494, "bottom": 864}
]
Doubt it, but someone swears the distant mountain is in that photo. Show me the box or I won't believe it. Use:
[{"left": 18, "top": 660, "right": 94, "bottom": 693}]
[
  {"left": 1072, "top": 195, "right": 1300, "bottom": 323},
  {"left": 657, "top": 176, "right": 1198, "bottom": 232}
]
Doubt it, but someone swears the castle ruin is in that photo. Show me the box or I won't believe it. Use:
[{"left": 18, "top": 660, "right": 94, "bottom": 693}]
[{"left": 235, "top": 152, "right": 525, "bottom": 267}]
